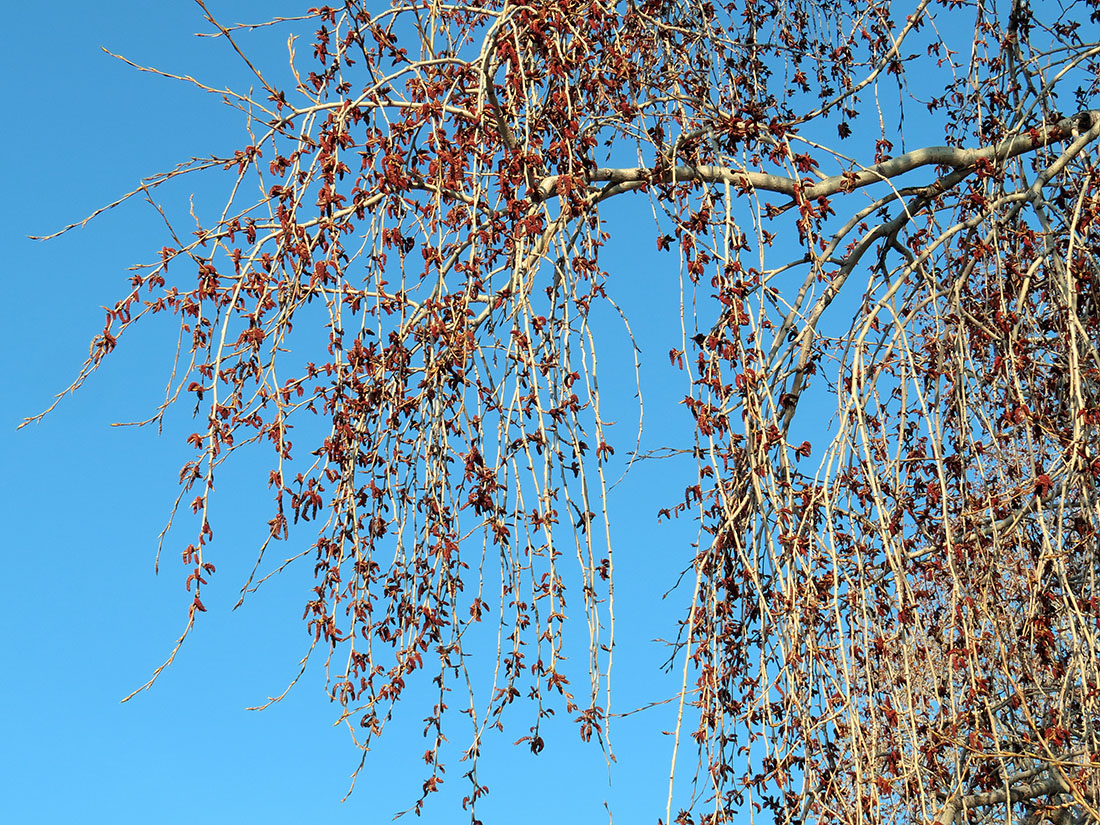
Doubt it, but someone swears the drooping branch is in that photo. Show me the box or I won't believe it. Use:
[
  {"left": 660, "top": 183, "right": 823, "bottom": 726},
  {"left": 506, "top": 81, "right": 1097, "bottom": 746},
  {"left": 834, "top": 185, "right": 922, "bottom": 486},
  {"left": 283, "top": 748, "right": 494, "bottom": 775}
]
[{"left": 35, "top": 2, "right": 1100, "bottom": 822}]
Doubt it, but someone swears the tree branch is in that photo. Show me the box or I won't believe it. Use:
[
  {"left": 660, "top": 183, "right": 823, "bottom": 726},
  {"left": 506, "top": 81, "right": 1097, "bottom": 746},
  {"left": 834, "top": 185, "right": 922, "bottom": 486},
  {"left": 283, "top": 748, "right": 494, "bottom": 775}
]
[
  {"left": 533, "top": 111, "right": 1100, "bottom": 202},
  {"left": 934, "top": 767, "right": 1100, "bottom": 825}
]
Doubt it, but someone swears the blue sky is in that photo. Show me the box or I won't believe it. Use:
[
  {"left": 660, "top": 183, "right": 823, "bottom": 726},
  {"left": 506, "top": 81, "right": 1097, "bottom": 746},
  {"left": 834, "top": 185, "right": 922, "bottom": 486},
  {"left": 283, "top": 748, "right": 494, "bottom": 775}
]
[{"left": 1, "top": 3, "right": 704, "bottom": 823}]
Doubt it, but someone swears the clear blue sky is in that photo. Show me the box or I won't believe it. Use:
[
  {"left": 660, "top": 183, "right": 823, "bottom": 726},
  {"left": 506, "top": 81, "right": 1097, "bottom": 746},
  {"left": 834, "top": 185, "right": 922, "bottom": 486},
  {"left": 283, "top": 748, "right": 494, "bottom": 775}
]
[{"left": 2, "top": 3, "right": 704, "bottom": 823}]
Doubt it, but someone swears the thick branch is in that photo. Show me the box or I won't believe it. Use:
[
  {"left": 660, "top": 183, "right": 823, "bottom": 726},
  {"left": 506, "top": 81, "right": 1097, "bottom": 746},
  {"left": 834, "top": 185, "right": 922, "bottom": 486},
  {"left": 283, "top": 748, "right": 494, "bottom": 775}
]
[
  {"left": 533, "top": 111, "right": 1100, "bottom": 202},
  {"left": 934, "top": 768, "right": 1100, "bottom": 825}
]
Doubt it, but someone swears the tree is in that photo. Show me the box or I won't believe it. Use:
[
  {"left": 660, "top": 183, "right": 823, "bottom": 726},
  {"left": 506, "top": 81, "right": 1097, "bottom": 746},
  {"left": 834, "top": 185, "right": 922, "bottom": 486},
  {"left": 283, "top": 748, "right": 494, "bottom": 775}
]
[{"left": 26, "top": 0, "right": 1100, "bottom": 823}]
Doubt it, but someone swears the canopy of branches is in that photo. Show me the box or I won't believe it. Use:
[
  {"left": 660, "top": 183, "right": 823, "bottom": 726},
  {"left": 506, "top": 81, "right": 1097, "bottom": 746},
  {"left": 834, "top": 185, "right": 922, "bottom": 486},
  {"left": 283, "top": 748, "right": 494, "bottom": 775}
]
[{"left": 31, "top": 0, "right": 1100, "bottom": 823}]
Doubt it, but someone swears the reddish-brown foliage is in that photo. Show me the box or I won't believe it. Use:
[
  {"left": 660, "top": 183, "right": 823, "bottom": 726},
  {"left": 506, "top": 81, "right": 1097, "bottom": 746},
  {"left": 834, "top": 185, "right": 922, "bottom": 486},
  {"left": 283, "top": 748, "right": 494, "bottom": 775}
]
[{"left": 28, "top": 1, "right": 1100, "bottom": 823}]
